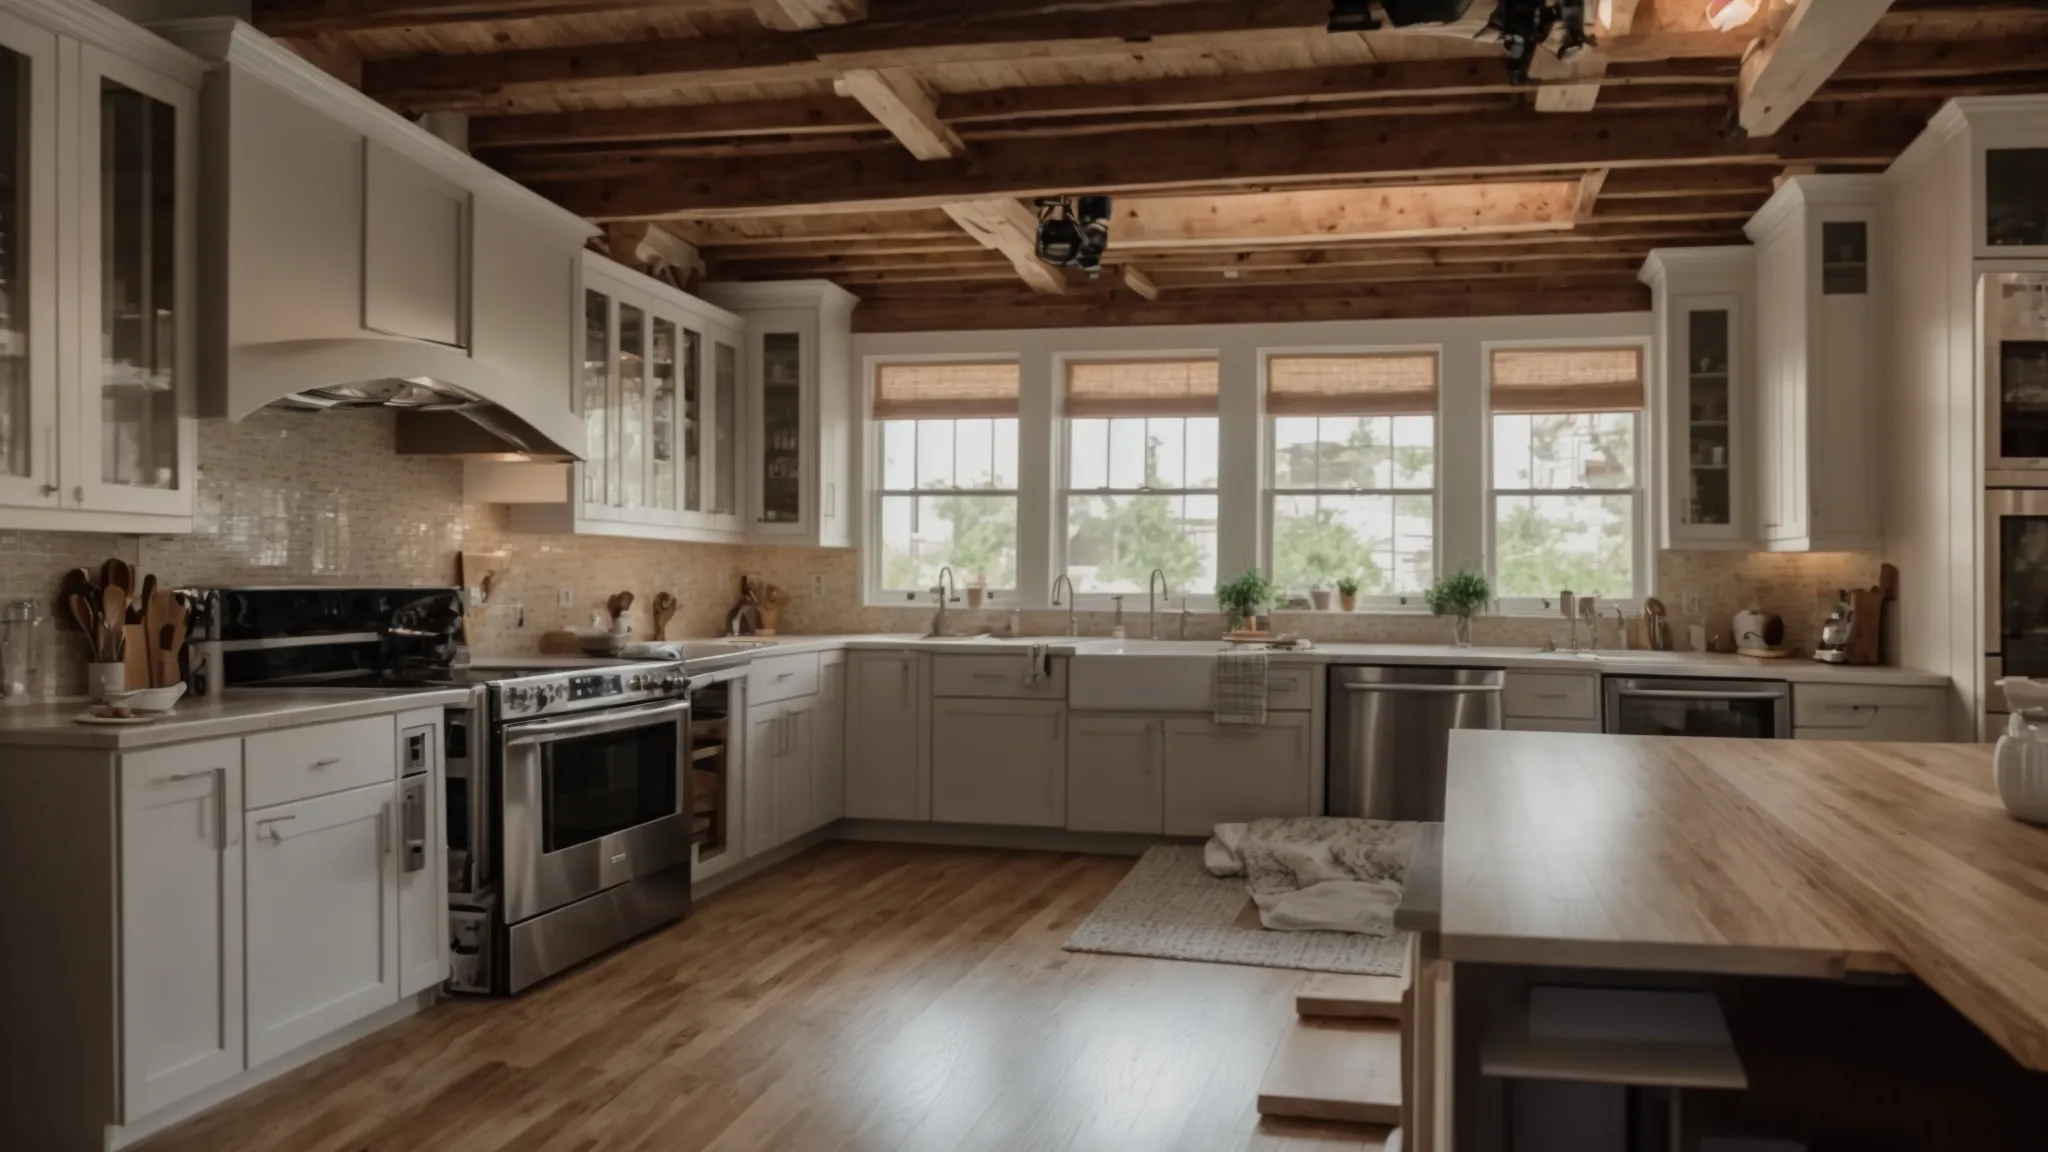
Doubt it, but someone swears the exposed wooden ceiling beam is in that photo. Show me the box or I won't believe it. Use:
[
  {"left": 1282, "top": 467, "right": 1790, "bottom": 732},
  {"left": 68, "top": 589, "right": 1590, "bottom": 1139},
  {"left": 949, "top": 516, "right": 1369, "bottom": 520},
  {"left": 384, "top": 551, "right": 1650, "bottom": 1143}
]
[
  {"left": 1739, "top": 0, "right": 1896, "bottom": 137},
  {"left": 751, "top": 0, "right": 865, "bottom": 32},
  {"left": 360, "top": 0, "right": 1753, "bottom": 112},
  {"left": 850, "top": 281, "right": 1654, "bottom": 334},
  {"left": 1120, "top": 265, "right": 1160, "bottom": 300},
  {"left": 1107, "top": 184, "right": 1581, "bottom": 250},
  {"left": 469, "top": 97, "right": 875, "bottom": 149},
  {"left": 533, "top": 103, "right": 1924, "bottom": 218},
  {"left": 834, "top": 68, "right": 962, "bottom": 159},
  {"left": 252, "top": 0, "right": 692, "bottom": 37},
  {"left": 941, "top": 199, "right": 1066, "bottom": 294},
  {"left": 1535, "top": 0, "right": 1641, "bottom": 113},
  {"left": 1574, "top": 169, "right": 1609, "bottom": 221}
]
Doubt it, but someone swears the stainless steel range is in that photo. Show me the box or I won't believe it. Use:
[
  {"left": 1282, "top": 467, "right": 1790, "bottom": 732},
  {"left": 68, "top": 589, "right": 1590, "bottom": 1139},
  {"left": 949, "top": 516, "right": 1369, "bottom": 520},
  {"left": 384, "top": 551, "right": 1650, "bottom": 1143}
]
[
  {"left": 189, "top": 586, "right": 694, "bottom": 995},
  {"left": 447, "top": 661, "right": 693, "bottom": 995}
]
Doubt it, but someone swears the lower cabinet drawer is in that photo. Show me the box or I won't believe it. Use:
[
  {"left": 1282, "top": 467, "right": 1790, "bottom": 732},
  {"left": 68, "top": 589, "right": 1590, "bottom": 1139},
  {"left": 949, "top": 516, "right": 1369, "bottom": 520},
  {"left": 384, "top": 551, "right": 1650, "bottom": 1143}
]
[
  {"left": 1264, "top": 664, "right": 1315, "bottom": 712},
  {"left": 245, "top": 715, "right": 397, "bottom": 810},
  {"left": 748, "top": 653, "right": 820, "bottom": 706},
  {"left": 1793, "top": 684, "right": 1948, "bottom": 743},
  {"left": 1503, "top": 672, "right": 1601, "bottom": 722},
  {"left": 931, "top": 653, "right": 1067, "bottom": 700},
  {"left": 1161, "top": 715, "right": 1312, "bottom": 836}
]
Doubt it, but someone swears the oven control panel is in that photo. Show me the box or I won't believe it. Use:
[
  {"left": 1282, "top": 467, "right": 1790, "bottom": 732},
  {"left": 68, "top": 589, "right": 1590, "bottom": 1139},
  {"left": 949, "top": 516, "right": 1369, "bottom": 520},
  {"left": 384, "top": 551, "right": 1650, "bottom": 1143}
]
[{"left": 494, "top": 662, "right": 688, "bottom": 718}]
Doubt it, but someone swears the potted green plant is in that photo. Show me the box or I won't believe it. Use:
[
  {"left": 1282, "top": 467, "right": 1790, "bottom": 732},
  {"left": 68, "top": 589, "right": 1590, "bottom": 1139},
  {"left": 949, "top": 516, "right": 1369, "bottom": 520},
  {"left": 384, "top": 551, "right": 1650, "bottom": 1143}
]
[
  {"left": 1336, "top": 576, "right": 1360, "bottom": 612},
  {"left": 1423, "top": 569, "right": 1491, "bottom": 647},
  {"left": 1215, "top": 569, "right": 1274, "bottom": 634}
]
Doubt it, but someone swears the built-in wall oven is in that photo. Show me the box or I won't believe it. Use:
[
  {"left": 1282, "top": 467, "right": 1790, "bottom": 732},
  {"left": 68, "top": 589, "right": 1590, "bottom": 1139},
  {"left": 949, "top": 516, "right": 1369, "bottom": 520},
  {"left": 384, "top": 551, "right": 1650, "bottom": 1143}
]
[
  {"left": 1603, "top": 677, "right": 1791, "bottom": 739},
  {"left": 1983, "top": 488, "right": 2048, "bottom": 734},
  {"left": 447, "top": 663, "right": 693, "bottom": 995},
  {"left": 1984, "top": 271, "right": 2048, "bottom": 482}
]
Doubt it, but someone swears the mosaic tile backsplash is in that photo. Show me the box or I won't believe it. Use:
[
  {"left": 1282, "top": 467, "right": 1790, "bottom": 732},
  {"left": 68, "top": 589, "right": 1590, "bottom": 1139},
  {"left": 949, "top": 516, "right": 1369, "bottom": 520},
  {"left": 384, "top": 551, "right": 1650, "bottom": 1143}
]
[{"left": 0, "top": 408, "right": 1884, "bottom": 696}]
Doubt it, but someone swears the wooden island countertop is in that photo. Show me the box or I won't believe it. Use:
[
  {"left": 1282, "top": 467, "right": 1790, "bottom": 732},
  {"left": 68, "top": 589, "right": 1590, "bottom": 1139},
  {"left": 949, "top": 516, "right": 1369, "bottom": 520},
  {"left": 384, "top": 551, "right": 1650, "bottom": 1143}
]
[{"left": 1440, "top": 731, "right": 2048, "bottom": 1072}]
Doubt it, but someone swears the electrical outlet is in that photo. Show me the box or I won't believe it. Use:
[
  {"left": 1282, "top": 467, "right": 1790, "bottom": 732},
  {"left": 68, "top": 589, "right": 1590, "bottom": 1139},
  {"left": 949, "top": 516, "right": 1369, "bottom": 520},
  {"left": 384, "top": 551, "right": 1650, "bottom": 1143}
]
[
  {"left": 1681, "top": 590, "right": 1701, "bottom": 617},
  {"left": 557, "top": 587, "right": 574, "bottom": 609},
  {"left": 810, "top": 574, "right": 824, "bottom": 597}
]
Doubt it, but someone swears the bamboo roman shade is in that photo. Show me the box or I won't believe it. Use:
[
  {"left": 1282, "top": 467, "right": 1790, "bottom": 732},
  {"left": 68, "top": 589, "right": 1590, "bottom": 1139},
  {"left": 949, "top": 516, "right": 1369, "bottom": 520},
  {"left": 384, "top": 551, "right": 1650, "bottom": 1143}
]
[
  {"left": 1266, "top": 353, "right": 1439, "bottom": 416},
  {"left": 872, "top": 362, "right": 1021, "bottom": 420},
  {"left": 1065, "top": 358, "right": 1219, "bottom": 418},
  {"left": 1489, "top": 347, "right": 1645, "bottom": 413}
]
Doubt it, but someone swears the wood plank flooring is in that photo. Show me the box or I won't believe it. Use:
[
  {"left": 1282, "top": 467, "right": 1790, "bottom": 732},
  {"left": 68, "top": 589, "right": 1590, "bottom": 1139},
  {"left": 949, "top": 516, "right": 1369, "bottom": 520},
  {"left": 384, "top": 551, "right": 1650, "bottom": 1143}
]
[{"left": 139, "top": 843, "right": 1391, "bottom": 1152}]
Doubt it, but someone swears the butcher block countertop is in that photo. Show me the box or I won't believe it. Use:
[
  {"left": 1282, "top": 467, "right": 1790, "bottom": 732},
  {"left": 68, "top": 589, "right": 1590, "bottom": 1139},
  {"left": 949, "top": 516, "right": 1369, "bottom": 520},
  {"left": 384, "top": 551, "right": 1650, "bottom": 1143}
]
[{"left": 1440, "top": 731, "right": 2048, "bottom": 1072}]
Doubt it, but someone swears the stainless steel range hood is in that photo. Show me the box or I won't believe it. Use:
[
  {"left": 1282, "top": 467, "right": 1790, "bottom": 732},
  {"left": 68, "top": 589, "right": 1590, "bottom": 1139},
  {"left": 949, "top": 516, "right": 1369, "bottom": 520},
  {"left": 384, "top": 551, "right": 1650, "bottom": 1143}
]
[{"left": 229, "top": 338, "right": 583, "bottom": 461}]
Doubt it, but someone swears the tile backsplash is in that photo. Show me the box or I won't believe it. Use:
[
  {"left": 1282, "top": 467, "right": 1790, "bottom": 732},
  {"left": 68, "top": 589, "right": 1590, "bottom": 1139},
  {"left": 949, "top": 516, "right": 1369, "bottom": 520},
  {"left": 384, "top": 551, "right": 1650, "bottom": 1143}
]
[{"left": 0, "top": 407, "right": 1889, "bottom": 697}]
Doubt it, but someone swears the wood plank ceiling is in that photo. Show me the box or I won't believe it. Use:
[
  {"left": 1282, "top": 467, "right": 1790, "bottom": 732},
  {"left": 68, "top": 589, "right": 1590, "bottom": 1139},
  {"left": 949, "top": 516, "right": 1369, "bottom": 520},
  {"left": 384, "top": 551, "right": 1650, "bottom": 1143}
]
[{"left": 256, "top": 0, "right": 2048, "bottom": 332}]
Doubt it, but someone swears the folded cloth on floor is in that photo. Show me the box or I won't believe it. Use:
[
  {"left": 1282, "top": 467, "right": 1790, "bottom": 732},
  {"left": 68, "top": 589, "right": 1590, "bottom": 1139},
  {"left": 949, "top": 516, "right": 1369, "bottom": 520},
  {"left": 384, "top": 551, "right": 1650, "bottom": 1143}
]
[
  {"left": 1213, "top": 650, "right": 1269, "bottom": 726},
  {"left": 1205, "top": 817, "right": 1417, "bottom": 936}
]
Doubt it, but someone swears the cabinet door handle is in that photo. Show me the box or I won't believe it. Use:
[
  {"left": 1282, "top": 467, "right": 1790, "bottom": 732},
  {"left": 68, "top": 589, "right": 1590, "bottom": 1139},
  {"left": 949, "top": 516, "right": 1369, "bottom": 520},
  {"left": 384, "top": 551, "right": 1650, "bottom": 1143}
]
[
  {"left": 901, "top": 661, "right": 912, "bottom": 708},
  {"left": 255, "top": 813, "right": 296, "bottom": 842},
  {"left": 213, "top": 768, "right": 229, "bottom": 851},
  {"left": 37, "top": 427, "right": 56, "bottom": 496},
  {"left": 380, "top": 803, "right": 393, "bottom": 856},
  {"left": 311, "top": 756, "right": 342, "bottom": 769},
  {"left": 156, "top": 769, "right": 213, "bottom": 785}
]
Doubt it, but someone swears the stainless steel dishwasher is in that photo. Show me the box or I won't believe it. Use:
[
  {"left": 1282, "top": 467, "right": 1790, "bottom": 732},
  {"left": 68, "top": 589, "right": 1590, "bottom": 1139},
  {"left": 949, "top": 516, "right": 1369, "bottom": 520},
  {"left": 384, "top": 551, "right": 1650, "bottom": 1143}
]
[{"left": 1329, "top": 665, "right": 1504, "bottom": 821}]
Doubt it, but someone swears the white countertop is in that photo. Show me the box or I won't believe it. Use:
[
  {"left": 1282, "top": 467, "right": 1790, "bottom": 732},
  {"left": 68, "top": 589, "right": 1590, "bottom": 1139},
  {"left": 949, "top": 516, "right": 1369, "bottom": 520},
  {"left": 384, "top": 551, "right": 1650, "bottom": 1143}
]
[{"left": 0, "top": 688, "right": 473, "bottom": 750}]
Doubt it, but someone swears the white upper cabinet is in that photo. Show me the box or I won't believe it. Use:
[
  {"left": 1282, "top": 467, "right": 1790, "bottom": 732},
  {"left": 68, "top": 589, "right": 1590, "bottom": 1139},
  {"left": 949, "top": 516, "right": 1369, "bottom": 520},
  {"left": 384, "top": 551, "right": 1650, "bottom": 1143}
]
[
  {"left": 1745, "top": 175, "right": 1884, "bottom": 553},
  {"left": 152, "top": 19, "right": 592, "bottom": 456},
  {"left": 495, "top": 252, "right": 747, "bottom": 541},
  {"left": 0, "top": 1, "right": 200, "bottom": 532},
  {"left": 1640, "top": 247, "right": 1757, "bottom": 550},
  {"left": 701, "top": 280, "right": 859, "bottom": 549}
]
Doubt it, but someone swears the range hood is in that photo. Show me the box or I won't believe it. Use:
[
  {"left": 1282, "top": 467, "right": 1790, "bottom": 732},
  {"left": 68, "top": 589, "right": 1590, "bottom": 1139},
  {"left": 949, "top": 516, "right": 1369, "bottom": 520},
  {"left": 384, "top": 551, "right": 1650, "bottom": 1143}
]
[{"left": 230, "top": 339, "right": 584, "bottom": 461}]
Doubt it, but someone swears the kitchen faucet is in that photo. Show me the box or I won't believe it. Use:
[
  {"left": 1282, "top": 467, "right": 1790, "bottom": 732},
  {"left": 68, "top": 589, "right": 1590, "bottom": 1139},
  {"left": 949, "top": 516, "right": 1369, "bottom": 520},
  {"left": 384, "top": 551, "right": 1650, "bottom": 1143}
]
[
  {"left": 1147, "top": 569, "right": 1170, "bottom": 639},
  {"left": 1050, "top": 573, "right": 1077, "bottom": 637},
  {"left": 930, "top": 566, "right": 957, "bottom": 638}
]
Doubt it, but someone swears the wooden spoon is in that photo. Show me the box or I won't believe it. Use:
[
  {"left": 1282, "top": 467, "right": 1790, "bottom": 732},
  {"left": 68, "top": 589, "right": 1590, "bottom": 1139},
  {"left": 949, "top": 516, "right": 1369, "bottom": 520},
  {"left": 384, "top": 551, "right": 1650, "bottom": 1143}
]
[
  {"left": 100, "top": 558, "right": 132, "bottom": 597},
  {"left": 101, "top": 586, "right": 127, "bottom": 664},
  {"left": 130, "top": 573, "right": 156, "bottom": 625},
  {"left": 67, "top": 593, "right": 99, "bottom": 646},
  {"left": 162, "top": 597, "right": 190, "bottom": 688}
]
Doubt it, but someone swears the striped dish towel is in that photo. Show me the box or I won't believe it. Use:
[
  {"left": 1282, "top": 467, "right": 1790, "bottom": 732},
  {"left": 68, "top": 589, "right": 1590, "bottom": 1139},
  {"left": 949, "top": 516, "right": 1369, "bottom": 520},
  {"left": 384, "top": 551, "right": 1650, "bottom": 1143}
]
[{"left": 1213, "top": 650, "right": 1269, "bottom": 726}]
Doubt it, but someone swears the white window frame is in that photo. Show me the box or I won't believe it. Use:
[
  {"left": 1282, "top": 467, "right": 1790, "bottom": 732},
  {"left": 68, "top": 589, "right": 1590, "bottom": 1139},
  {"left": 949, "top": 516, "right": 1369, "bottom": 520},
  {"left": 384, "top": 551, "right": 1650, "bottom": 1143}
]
[
  {"left": 1260, "top": 344, "right": 1444, "bottom": 611},
  {"left": 1482, "top": 338, "right": 1655, "bottom": 614},
  {"left": 1055, "top": 352, "right": 1222, "bottom": 610},
  {"left": 865, "top": 356, "right": 1023, "bottom": 607}
]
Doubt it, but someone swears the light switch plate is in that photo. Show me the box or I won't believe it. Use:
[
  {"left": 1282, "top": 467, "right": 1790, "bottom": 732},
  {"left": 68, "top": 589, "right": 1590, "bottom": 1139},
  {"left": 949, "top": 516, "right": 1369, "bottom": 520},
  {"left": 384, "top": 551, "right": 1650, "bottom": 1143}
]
[
  {"left": 557, "top": 587, "right": 574, "bottom": 608},
  {"left": 1681, "top": 590, "right": 1701, "bottom": 617}
]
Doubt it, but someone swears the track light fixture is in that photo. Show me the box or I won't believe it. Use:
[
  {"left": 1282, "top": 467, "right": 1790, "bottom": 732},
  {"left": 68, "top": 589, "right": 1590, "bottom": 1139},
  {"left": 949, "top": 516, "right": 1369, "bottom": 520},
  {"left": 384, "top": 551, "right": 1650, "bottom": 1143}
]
[
  {"left": 1035, "top": 195, "right": 1114, "bottom": 277},
  {"left": 1329, "top": 0, "right": 1594, "bottom": 87}
]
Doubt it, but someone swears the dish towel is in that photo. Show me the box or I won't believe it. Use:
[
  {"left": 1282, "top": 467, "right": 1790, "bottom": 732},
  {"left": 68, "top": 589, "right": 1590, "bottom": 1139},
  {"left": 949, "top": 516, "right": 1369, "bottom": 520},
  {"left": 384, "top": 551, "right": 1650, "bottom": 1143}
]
[
  {"left": 1022, "top": 643, "right": 1050, "bottom": 686},
  {"left": 1213, "top": 650, "right": 1269, "bottom": 726}
]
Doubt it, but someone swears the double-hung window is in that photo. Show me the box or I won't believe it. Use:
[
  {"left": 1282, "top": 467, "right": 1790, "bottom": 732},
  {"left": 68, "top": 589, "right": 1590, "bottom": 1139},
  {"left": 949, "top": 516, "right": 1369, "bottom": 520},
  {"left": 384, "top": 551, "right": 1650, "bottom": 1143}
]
[
  {"left": 1488, "top": 346, "right": 1647, "bottom": 603},
  {"left": 1267, "top": 353, "right": 1438, "bottom": 598},
  {"left": 1062, "top": 358, "right": 1220, "bottom": 595},
  {"left": 873, "top": 361, "right": 1020, "bottom": 599}
]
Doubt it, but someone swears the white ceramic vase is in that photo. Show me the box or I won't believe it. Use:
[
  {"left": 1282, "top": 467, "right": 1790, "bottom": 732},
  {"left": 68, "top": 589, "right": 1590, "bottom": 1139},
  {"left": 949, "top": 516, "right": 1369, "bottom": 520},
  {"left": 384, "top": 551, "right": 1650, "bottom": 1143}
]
[
  {"left": 1996, "top": 712, "right": 2048, "bottom": 826},
  {"left": 87, "top": 662, "right": 125, "bottom": 704}
]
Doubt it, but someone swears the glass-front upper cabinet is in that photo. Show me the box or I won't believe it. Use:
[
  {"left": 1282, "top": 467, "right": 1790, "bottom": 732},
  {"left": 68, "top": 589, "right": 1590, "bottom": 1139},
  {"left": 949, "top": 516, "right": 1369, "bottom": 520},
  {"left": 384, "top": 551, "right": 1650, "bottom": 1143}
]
[
  {"left": 652, "top": 315, "right": 679, "bottom": 513},
  {"left": 758, "top": 330, "right": 803, "bottom": 528},
  {"left": 580, "top": 285, "right": 614, "bottom": 513},
  {"left": 0, "top": 15, "right": 55, "bottom": 512},
  {"left": 713, "top": 337, "right": 738, "bottom": 522},
  {"left": 76, "top": 46, "right": 195, "bottom": 518},
  {"left": 617, "top": 302, "right": 646, "bottom": 510},
  {"left": 1682, "top": 306, "right": 1734, "bottom": 533},
  {"left": 1986, "top": 147, "right": 2048, "bottom": 252}
]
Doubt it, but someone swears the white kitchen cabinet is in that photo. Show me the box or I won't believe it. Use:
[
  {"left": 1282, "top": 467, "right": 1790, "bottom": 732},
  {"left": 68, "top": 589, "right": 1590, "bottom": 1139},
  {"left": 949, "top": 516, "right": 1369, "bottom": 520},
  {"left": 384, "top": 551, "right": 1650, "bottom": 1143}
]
[
  {"left": 362, "top": 140, "right": 465, "bottom": 347},
  {"left": 118, "top": 739, "right": 243, "bottom": 1122},
  {"left": 0, "top": 4, "right": 201, "bottom": 533},
  {"left": 778, "top": 698, "right": 818, "bottom": 841},
  {"left": 701, "top": 279, "right": 858, "bottom": 548},
  {"left": 1066, "top": 716, "right": 1163, "bottom": 834},
  {"left": 394, "top": 710, "right": 446, "bottom": 998},
  {"left": 931, "top": 698, "right": 1067, "bottom": 827},
  {"left": 1793, "top": 683, "right": 1948, "bottom": 743},
  {"left": 1746, "top": 176, "right": 1884, "bottom": 553},
  {"left": 243, "top": 781, "right": 400, "bottom": 1067},
  {"left": 1641, "top": 248, "right": 1756, "bottom": 550},
  {"left": 746, "top": 691, "right": 828, "bottom": 854},
  {"left": 846, "top": 650, "right": 929, "bottom": 821},
  {"left": 815, "top": 654, "right": 846, "bottom": 826},
  {"left": 744, "top": 702, "right": 781, "bottom": 857},
  {"left": 496, "top": 252, "right": 747, "bottom": 542},
  {"left": 1162, "top": 714, "right": 1314, "bottom": 836}
]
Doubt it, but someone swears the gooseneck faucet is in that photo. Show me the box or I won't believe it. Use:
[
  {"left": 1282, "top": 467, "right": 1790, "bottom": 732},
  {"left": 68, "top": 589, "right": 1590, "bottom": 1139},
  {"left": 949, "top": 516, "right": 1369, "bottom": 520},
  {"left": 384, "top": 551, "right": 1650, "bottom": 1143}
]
[
  {"left": 931, "top": 566, "right": 957, "bottom": 638},
  {"left": 1050, "top": 573, "right": 1077, "bottom": 637},
  {"left": 1147, "top": 568, "right": 1170, "bottom": 639}
]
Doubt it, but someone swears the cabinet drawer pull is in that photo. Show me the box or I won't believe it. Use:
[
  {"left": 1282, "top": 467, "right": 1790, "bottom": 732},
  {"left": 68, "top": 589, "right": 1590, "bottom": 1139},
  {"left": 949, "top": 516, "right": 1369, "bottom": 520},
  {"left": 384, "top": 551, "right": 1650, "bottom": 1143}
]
[
  {"left": 255, "top": 813, "right": 297, "bottom": 842},
  {"left": 775, "top": 672, "right": 795, "bottom": 681},
  {"left": 310, "top": 756, "right": 342, "bottom": 768},
  {"left": 1535, "top": 691, "right": 1571, "bottom": 699},
  {"left": 156, "top": 769, "right": 214, "bottom": 785}
]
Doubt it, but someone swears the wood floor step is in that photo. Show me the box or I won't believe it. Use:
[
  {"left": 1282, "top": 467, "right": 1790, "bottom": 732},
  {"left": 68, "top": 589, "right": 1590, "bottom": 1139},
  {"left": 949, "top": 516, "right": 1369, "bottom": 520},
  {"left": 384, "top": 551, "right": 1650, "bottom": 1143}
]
[
  {"left": 1257, "top": 1018, "right": 1404, "bottom": 1127},
  {"left": 1297, "top": 972, "right": 1409, "bottom": 1021}
]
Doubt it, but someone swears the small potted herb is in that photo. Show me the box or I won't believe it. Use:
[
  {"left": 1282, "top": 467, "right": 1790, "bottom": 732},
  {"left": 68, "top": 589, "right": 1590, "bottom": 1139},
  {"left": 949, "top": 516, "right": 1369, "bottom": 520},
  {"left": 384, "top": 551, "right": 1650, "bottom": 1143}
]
[
  {"left": 1309, "top": 580, "right": 1333, "bottom": 612},
  {"left": 1336, "top": 576, "right": 1360, "bottom": 612},
  {"left": 1423, "top": 569, "right": 1491, "bottom": 647},
  {"left": 1215, "top": 569, "right": 1274, "bottom": 634}
]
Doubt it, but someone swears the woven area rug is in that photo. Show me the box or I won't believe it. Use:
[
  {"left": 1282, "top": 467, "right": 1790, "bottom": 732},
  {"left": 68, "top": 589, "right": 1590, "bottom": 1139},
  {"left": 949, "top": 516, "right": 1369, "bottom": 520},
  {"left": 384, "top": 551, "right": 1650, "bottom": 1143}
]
[{"left": 1063, "top": 844, "right": 1407, "bottom": 977}]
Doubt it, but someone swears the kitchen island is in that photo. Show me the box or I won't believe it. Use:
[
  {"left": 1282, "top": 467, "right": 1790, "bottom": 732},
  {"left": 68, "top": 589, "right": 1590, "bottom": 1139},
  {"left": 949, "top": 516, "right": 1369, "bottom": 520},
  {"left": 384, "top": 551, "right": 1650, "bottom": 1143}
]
[{"left": 1417, "top": 731, "right": 2048, "bottom": 1150}]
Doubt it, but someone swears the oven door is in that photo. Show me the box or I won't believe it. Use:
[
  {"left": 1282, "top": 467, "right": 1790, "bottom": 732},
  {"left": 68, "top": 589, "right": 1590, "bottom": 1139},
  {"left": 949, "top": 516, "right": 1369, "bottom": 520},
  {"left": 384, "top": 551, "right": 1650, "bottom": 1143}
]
[
  {"left": 1984, "top": 271, "right": 2048, "bottom": 478},
  {"left": 1603, "top": 678, "right": 1790, "bottom": 739},
  {"left": 1986, "top": 488, "right": 2048, "bottom": 682},
  {"left": 498, "top": 698, "right": 691, "bottom": 924}
]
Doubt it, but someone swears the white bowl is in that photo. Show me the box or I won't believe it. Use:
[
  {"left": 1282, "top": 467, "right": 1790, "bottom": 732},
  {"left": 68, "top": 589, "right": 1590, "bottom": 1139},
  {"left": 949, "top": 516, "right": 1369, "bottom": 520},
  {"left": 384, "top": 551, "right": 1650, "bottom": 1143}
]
[{"left": 105, "top": 683, "right": 187, "bottom": 713}]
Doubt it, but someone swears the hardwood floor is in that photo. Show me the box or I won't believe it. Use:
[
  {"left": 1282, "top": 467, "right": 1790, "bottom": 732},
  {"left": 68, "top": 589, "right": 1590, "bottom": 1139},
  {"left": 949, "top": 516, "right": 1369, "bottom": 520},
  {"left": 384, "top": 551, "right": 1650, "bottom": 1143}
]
[{"left": 139, "top": 844, "right": 1391, "bottom": 1152}]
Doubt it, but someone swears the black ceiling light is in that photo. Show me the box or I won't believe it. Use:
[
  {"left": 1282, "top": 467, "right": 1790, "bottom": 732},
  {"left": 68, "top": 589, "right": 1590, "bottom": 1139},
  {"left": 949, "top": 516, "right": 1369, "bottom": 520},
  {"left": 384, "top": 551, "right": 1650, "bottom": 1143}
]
[{"left": 1036, "top": 195, "right": 1114, "bottom": 278}]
